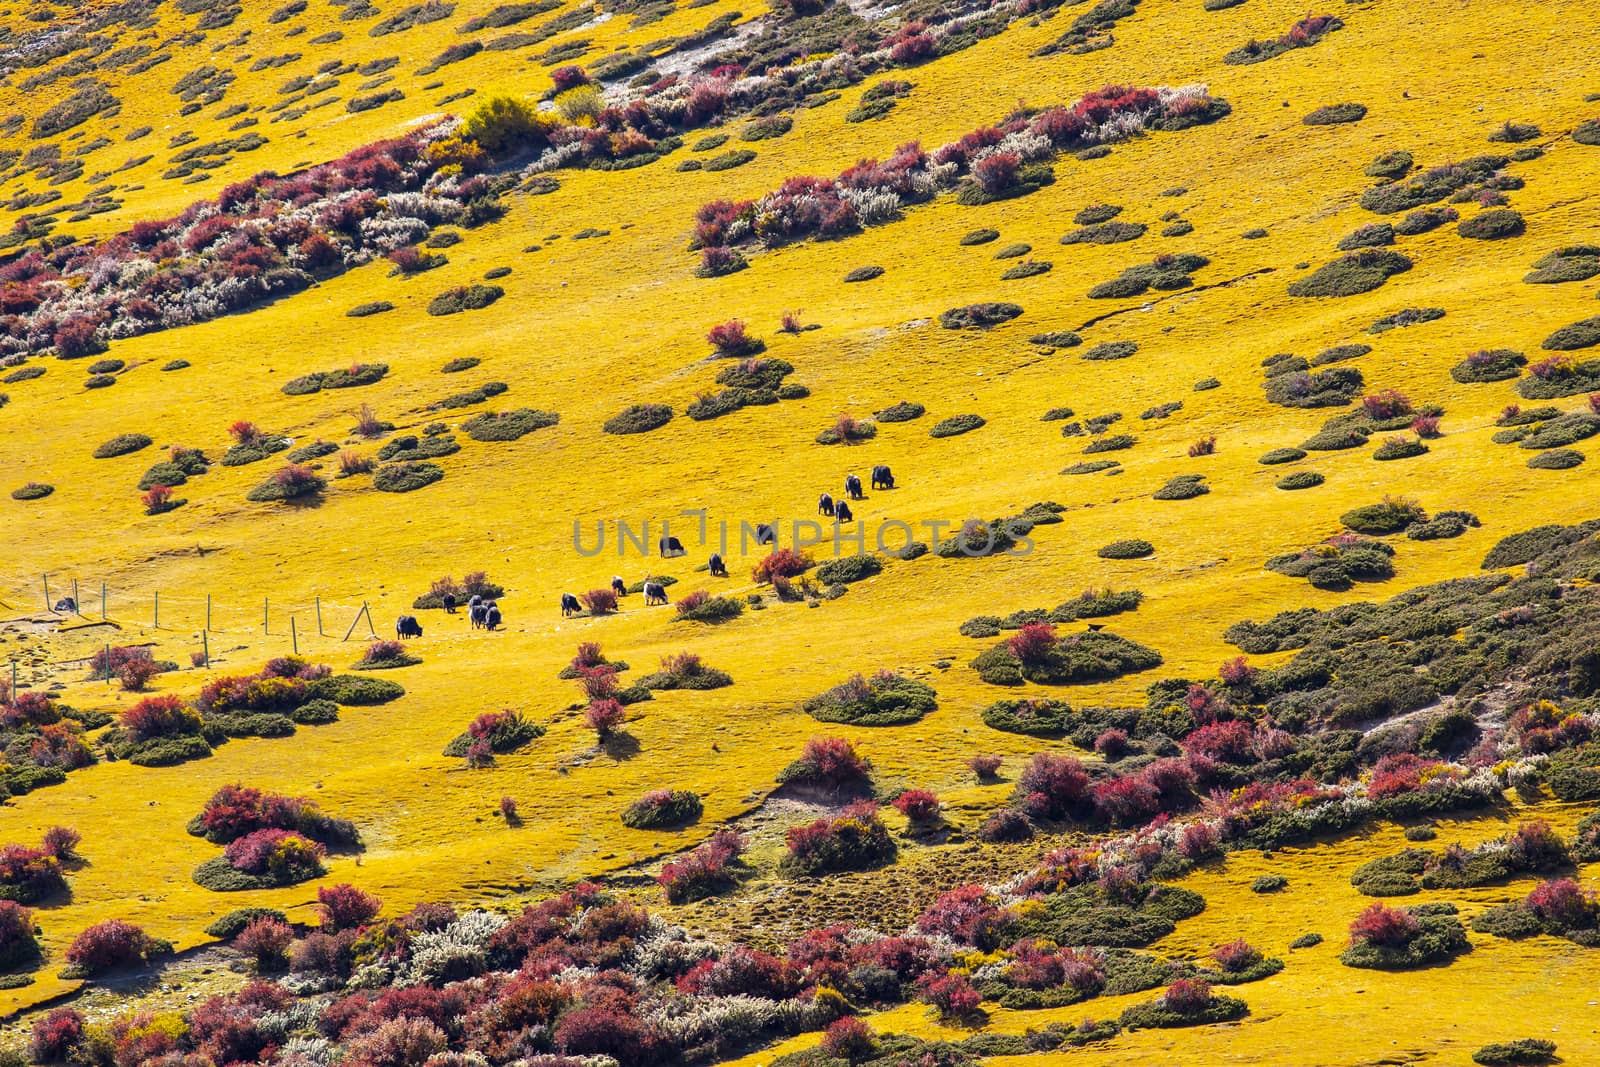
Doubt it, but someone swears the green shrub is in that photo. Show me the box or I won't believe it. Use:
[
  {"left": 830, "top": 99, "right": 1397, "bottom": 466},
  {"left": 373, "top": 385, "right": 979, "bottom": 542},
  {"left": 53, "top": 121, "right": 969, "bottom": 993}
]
[
  {"left": 704, "top": 148, "right": 756, "bottom": 171},
  {"left": 442, "top": 356, "right": 481, "bottom": 373},
  {"left": 940, "top": 303, "right": 1022, "bottom": 329},
  {"left": 1277, "top": 471, "right": 1323, "bottom": 490},
  {"left": 1542, "top": 317, "right": 1600, "bottom": 351},
  {"left": 1341, "top": 498, "right": 1427, "bottom": 534},
  {"left": 815, "top": 555, "right": 881, "bottom": 584},
  {"left": 1340, "top": 904, "right": 1470, "bottom": 969},
  {"left": 1099, "top": 539, "right": 1153, "bottom": 559},
  {"left": 93, "top": 433, "right": 152, "bottom": 459},
  {"left": 1451, "top": 348, "right": 1525, "bottom": 383},
  {"left": 204, "top": 907, "right": 289, "bottom": 939},
  {"left": 292, "top": 699, "right": 340, "bottom": 724},
  {"left": 971, "top": 629, "right": 1162, "bottom": 686},
  {"left": 1061, "top": 221, "right": 1146, "bottom": 245},
  {"left": 1337, "top": 223, "right": 1393, "bottom": 250},
  {"left": 442, "top": 710, "right": 542, "bottom": 756},
  {"left": 994, "top": 242, "right": 1031, "bottom": 259},
  {"left": 1520, "top": 412, "right": 1600, "bottom": 450},
  {"left": 1406, "top": 513, "right": 1477, "bottom": 539},
  {"left": 3, "top": 366, "right": 45, "bottom": 383},
  {"left": 372, "top": 461, "right": 443, "bottom": 492},
  {"left": 1252, "top": 875, "right": 1288, "bottom": 893},
  {"left": 815, "top": 418, "right": 877, "bottom": 444},
  {"left": 675, "top": 594, "right": 743, "bottom": 623},
  {"left": 620, "top": 789, "right": 702, "bottom": 829},
  {"left": 603, "top": 403, "right": 672, "bottom": 435},
  {"left": 1301, "top": 427, "right": 1369, "bottom": 450},
  {"left": 1394, "top": 206, "right": 1458, "bottom": 235},
  {"left": 1119, "top": 989, "right": 1248, "bottom": 1030},
  {"left": 1258, "top": 447, "right": 1307, "bottom": 465},
  {"left": 1525, "top": 246, "right": 1600, "bottom": 284},
  {"left": 961, "top": 228, "right": 999, "bottom": 245},
  {"left": 308, "top": 674, "right": 404, "bottom": 705},
  {"left": 1263, "top": 366, "right": 1363, "bottom": 407},
  {"left": 1063, "top": 459, "right": 1120, "bottom": 474},
  {"left": 1359, "top": 153, "right": 1506, "bottom": 213},
  {"left": 876, "top": 400, "right": 924, "bottom": 422},
  {"left": 1084, "top": 433, "right": 1134, "bottom": 454},
  {"left": 981, "top": 697, "right": 1073, "bottom": 736},
  {"left": 1472, "top": 1039, "right": 1557, "bottom": 1066},
  {"left": 1528, "top": 448, "right": 1584, "bottom": 469},
  {"left": 1084, "top": 340, "right": 1138, "bottom": 361},
  {"left": 1001, "top": 259, "right": 1052, "bottom": 280},
  {"left": 246, "top": 468, "right": 326, "bottom": 502},
  {"left": 1153, "top": 474, "right": 1209, "bottom": 500},
  {"left": 427, "top": 284, "right": 504, "bottom": 315},
  {"left": 1304, "top": 102, "right": 1365, "bottom": 125},
  {"left": 1365, "top": 150, "right": 1413, "bottom": 179},
  {"left": 1289, "top": 250, "right": 1412, "bottom": 297},
  {"left": 1031, "top": 331, "right": 1082, "bottom": 349},
  {"left": 11, "top": 482, "right": 53, "bottom": 500},
  {"left": 1458, "top": 208, "right": 1525, "bottom": 240},
  {"left": 1369, "top": 307, "right": 1444, "bottom": 334},
  {"left": 843, "top": 265, "right": 884, "bottom": 282},
  {"left": 930, "top": 414, "right": 985, "bottom": 438},
  {"left": 803, "top": 672, "right": 937, "bottom": 725},
  {"left": 1266, "top": 537, "right": 1395, "bottom": 589},
  {"left": 285, "top": 441, "right": 338, "bottom": 464},
  {"left": 1075, "top": 203, "right": 1122, "bottom": 224},
  {"left": 1373, "top": 436, "right": 1427, "bottom": 461},
  {"left": 463, "top": 408, "right": 559, "bottom": 441}
]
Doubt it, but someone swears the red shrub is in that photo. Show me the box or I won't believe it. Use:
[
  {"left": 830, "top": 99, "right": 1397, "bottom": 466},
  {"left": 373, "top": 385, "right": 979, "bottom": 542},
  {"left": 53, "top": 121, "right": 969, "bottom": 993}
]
[
  {"left": 967, "top": 754, "right": 1002, "bottom": 780},
  {"left": 141, "top": 484, "right": 174, "bottom": 511},
  {"left": 224, "top": 828, "right": 325, "bottom": 877},
  {"left": 658, "top": 830, "right": 744, "bottom": 903},
  {"left": 551, "top": 65, "right": 590, "bottom": 92},
  {"left": 779, "top": 309, "right": 804, "bottom": 333},
  {"left": 228, "top": 420, "right": 263, "bottom": 445},
  {"left": 1507, "top": 820, "right": 1567, "bottom": 870},
  {"left": 1211, "top": 938, "right": 1261, "bottom": 973},
  {"left": 66, "top": 919, "right": 155, "bottom": 973},
  {"left": 30, "top": 1008, "right": 84, "bottom": 1062},
  {"left": 361, "top": 638, "right": 407, "bottom": 663},
  {"left": 318, "top": 884, "right": 381, "bottom": 932},
  {"left": 579, "top": 588, "right": 618, "bottom": 614},
  {"left": 554, "top": 1005, "right": 657, "bottom": 1061},
  {"left": 235, "top": 917, "right": 294, "bottom": 968},
  {"left": 1410, "top": 413, "right": 1442, "bottom": 437},
  {"left": 1184, "top": 720, "right": 1256, "bottom": 763},
  {"left": 973, "top": 151, "right": 1021, "bottom": 194},
  {"left": 790, "top": 735, "right": 870, "bottom": 791},
  {"left": 1526, "top": 877, "right": 1595, "bottom": 927},
  {"left": 916, "top": 970, "right": 981, "bottom": 1018},
  {"left": 0, "top": 899, "right": 38, "bottom": 969},
  {"left": 698, "top": 246, "right": 742, "bottom": 273},
  {"left": 1091, "top": 774, "right": 1161, "bottom": 827},
  {"left": 570, "top": 641, "right": 606, "bottom": 670},
  {"left": 578, "top": 664, "right": 618, "bottom": 701},
  {"left": 272, "top": 463, "right": 322, "bottom": 494},
  {"left": 893, "top": 788, "right": 941, "bottom": 823},
  {"left": 1094, "top": 728, "right": 1131, "bottom": 759},
  {"left": 820, "top": 1017, "right": 875, "bottom": 1059},
  {"left": 1589, "top": 393, "right": 1600, "bottom": 416},
  {"left": 1361, "top": 390, "right": 1413, "bottom": 420},
  {"left": 1178, "top": 821, "right": 1222, "bottom": 860},
  {"left": 120, "top": 694, "right": 199, "bottom": 742},
  {"left": 1161, "top": 977, "right": 1213, "bottom": 1013},
  {"left": 1218, "top": 656, "right": 1258, "bottom": 688},
  {"left": 1529, "top": 355, "right": 1574, "bottom": 380},
  {"left": 1187, "top": 435, "right": 1217, "bottom": 457},
  {"left": 753, "top": 548, "right": 811, "bottom": 583},
  {"left": 1017, "top": 753, "right": 1089, "bottom": 819},
  {"left": 29, "top": 723, "right": 91, "bottom": 769},
  {"left": 53, "top": 318, "right": 102, "bottom": 359},
  {"left": 584, "top": 698, "right": 625, "bottom": 739},
  {"left": 40, "top": 826, "right": 80, "bottom": 860},
  {"left": 1348, "top": 902, "right": 1419, "bottom": 946},
  {"left": 0, "top": 844, "right": 64, "bottom": 900},
  {"left": 675, "top": 589, "right": 710, "bottom": 616},
  {"left": 1007, "top": 621, "right": 1058, "bottom": 664},
  {"left": 1367, "top": 753, "right": 1441, "bottom": 798},
  {"left": 706, "top": 318, "right": 757, "bottom": 355}
]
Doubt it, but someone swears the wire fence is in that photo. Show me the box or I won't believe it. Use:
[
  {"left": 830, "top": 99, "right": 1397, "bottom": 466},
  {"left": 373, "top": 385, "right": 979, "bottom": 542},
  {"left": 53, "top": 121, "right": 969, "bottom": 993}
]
[{"left": 0, "top": 572, "right": 385, "bottom": 682}]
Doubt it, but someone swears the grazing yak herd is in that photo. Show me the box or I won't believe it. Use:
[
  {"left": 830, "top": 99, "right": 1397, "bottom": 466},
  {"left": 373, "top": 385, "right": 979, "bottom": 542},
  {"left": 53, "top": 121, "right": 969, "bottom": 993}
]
[{"left": 394, "top": 468, "right": 896, "bottom": 635}]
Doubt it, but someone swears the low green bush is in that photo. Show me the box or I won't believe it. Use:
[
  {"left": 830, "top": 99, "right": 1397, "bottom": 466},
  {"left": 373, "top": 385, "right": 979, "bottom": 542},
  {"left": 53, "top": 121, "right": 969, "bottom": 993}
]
[
  {"left": 961, "top": 228, "right": 999, "bottom": 245},
  {"left": 427, "top": 284, "right": 504, "bottom": 315},
  {"left": 1099, "top": 539, "right": 1153, "bottom": 559},
  {"left": 1277, "top": 471, "right": 1323, "bottom": 490},
  {"left": 1288, "top": 250, "right": 1411, "bottom": 297},
  {"left": 981, "top": 697, "right": 1073, "bottom": 736},
  {"left": 621, "top": 789, "right": 702, "bottom": 829},
  {"left": 1084, "top": 341, "right": 1138, "bottom": 361},
  {"left": 930, "top": 414, "right": 985, "bottom": 438},
  {"left": 876, "top": 400, "right": 924, "bottom": 422},
  {"left": 1304, "top": 102, "right": 1366, "bottom": 125},
  {"left": 11, "top": 482, "right": 54, "bottom": 500},
  {"left": 1528, "top": 448, "right": 1585, "bottom": 469},
  {"left": 603, "top": 403, "right": 672, "bottom": 434},
  {"left": 1084, "top": 433, "right": 1135, "bottom": 454},
  {"left": 308, "top": 674, "right": 405, "bottom": 705},
  {"left": 1061, "top": 220, "right": 1146, "bottom": 245},
  {"left": 1524, "top": 245, "right": 1600, "bottom": 284},
  {"left": 1451, "top": 348, "right": 1525, "bottom": 383},
  {"left": 1373, "top": 436, "right": 1427, "bottom": 461},
  {"left": 1369, "top": 307, "right": 1444, "bottom": 334},
  {"left": 970, "top": 630, "right": 1162, "bottom": 686},
  {"left": 372, "top": 461, "right": 444, "bottom": 492},
  {"left": 1365, "top": 150, "right": 1413, "bottom": 179},
  {"left": 815, "top": 555, "right": 881, "bottom": 584},
  {"left": 1458, "top": 208, "right": 1525, "bottom": 240},
  {"left": 803, "top": 671, "right": 937, "bottom": 725},
  {"left": 347, "top": 301, "right": 393, "bottom": 317},
  {"left": 204, "top": 907, "right": 288, "bottom": 939},
  {"left": 1063, "top": 459, "right": 1120, "bottom": 474},
  {"left": 843, "top": 265, "right": 884, "bottom": 282},
  {"left": 1001, "top": 259, "right": 1052, "bottom": 280},
  {"left": 463, "top": 408, "right": 559, "bottom": 441},
  {"left": 940, "top": 303, "right": 1022, "bottom": 329},
  {"left": 93, "top": 433, "right": 152, "bottom": 459},
  {"left": 1259, "top": 447, "right": 1308, "bottom": 464}
]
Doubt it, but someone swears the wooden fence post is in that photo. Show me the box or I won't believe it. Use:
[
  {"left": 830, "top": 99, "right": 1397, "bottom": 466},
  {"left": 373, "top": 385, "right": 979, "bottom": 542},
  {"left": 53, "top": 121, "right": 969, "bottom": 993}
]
[
  {"left": 202, "top": 630, "right": 210, "bottom": 668},
  {"left": 291, "top": 617, "right": 299, "bottom": 655},
  {"left": 42, "top": 574, "right": 50, "bottom": 611}
]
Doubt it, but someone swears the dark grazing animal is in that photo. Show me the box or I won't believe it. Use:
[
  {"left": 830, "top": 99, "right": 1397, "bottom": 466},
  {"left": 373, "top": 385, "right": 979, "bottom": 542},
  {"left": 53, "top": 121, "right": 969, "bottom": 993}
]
[
  {"left": 818, "top": 493, "right": 834, "bottom": 516},
  {"left": 441, "top": 592, "right": 457, "bottom": 614},
  {"left": 52, "top": 597, "right": 77, "bottom": 613},
  {"left": 611, "top": 575, "right": 627, "bottom": 598},
  {"left": 660, "top": 535, "right": 685, "bottom": 557},
  {"left": 754, "top": 523, "right": 777, "bottom": 545},
  {"left": 844, "top": 473, "right": 863, "bottom": 500},
  {"left": 643, "top": 582, "right": 668, "bottom": 605},
  {"left": 871, "top": 464, "right": 894, "bottom": 490},
  {"left": 396, "top": 615, "right": 423, "bottom": 639},
  {"left": 709, "top": 553, "right": 728, "bottom": 577},
  {"left": 484, "top": 604, "right": 502, "bottom": 631},
  {"left": 559, "top": 593, "right": 580, "bottom": 618},
  {"left": 835, "top": 501, "right": 854, "bottom": 523},
  {"left": 471, "top": 602, "right": 489, "bottom": 628}
]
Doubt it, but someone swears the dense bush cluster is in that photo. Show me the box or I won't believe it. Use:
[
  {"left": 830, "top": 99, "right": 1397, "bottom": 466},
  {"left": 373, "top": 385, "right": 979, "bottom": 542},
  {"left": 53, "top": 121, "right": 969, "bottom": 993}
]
[{"left": 802, "top": 671, "right": 937, "bottom": 726}]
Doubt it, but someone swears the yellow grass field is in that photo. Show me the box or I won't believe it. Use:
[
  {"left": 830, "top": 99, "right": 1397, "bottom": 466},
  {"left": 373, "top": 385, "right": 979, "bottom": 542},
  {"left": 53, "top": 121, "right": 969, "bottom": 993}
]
[{"left": 2, "top": 0, "right": 1600, "bottom": 1059}]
